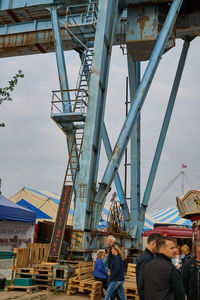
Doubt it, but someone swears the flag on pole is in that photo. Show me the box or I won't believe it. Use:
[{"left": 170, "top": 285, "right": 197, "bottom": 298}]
[{"left": 181, "top": 162, "right": 187, "bottom": 169}]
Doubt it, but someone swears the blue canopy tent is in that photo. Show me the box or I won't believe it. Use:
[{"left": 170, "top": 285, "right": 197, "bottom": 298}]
[{"left": 0, "top": 194, "right": 36, "bottom": 223}]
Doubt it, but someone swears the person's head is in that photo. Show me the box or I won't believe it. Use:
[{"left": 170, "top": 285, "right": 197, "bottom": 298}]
[
  {"left": 194, "top": 240, "right": 200, "bottom": 260},
  {"left": 156, "top": 237, "right": 176, "bottom": 259},
  {"left": 111, "top": 243, "right": 125, "bottom": 260},
  {"left": 97, "top": 250, "right": 105, "bottom": 260},
  {"left": 175, "top": 245, "right": 182, "bottom": 256},
  {"left": 106, "top": 235, "right": 116, "bottom": 246},
  {"left": 147, "top": 233, "right": 162, "bottom": 254},
  {"left": 181, "top": 244, "right": 190, "bottom": 255}
]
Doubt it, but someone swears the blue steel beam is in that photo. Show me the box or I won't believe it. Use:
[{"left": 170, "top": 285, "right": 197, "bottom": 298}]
[
  {"left": 0, "top": 11, "right": 199, "bottom": 59},
  {"left": 102, "top": 123, "right": 130, "bottom": 224},
  {"left": 50, "top": 6, "right": 78, "bottom": 180},
  {"left": 92, "top": 0, "right": 183, "bottom": 230},
  {"left": 0, "top": 0, "right": 174, "bottom": 11},
  {"left": 127, "top": 55, "right": 141, "bottom": 238},
  {"left": 78, "top": 45, "right": 129, "bottom": 223},
  {"left": 135, "top": 39, "right": 190, "bottom": 247},
  {"left": 0, "top": 0, "right": 86, "bottom": 10},
  {"left": 51, "top": 7, "right": 70, "bottom": 112},
  {"left": 73, "top": 0, "right": 120, "bottom": 238},
  {"left": 1, "top": 11, "right": 200, "bottom": 37}
]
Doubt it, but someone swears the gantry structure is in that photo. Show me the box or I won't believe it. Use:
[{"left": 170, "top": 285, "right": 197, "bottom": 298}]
[{"left": 1, "top": 0, "right": 200, "bottom": 260}]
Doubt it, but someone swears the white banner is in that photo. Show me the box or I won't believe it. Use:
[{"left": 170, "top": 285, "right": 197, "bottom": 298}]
[{"left": 0, "top": 221, "right": 34, "bottom": 251}]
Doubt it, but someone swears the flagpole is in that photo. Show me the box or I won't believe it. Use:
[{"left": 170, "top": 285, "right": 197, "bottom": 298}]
[
  {"left": 181, "top": 162, "right": 187, "bottom": 195},
  {"left": 181, "top": 169, "right": 184, "bottom": 195}
]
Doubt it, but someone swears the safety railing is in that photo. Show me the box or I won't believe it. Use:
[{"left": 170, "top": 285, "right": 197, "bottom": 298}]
[
  {"left": 65, "top": 2, "right": 98, "bottom": 28},
  {"left": 51, "top": 89, "right": 88, "bottom": 117}
]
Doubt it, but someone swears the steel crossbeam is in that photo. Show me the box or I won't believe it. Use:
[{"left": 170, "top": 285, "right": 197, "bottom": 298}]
[
  {"left": 134, "top": 39, "right": 190, "bottom": 247},
  {"left": 127, "top": 56, "right": 141, "bottom": 239},
  {"left": 51, "top": 7, "right": 79, "bottom": 183}
]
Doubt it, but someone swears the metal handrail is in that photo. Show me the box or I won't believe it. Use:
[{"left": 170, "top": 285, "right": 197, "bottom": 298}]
[
  {"left": 65, "top": 3, "right": 98, "bottom": 27},
  {"left": 51, "top": 89, "right": 88, "bottom": 115}
]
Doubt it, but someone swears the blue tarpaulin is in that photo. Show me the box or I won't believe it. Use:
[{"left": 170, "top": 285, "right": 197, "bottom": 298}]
[
  {"left": 17, "top": 199, "right": 52, "bottom": 220},
  {"left": 0, "top": 194, "right": 36, "bottom": 223}
]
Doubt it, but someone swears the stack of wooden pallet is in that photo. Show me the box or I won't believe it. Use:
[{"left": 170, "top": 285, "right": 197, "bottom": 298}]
[
  {"left": 5, "top": 267, "right": 38, "bottom": 293},
  {"left": 5, "top": 243, "right": 51, "bottom": 293},
  {"left": 32, "top": 263, "right": 54, "bottom": 291},
  {"left": 124, "top": 263, "right": 139, "bottom": 300},
  {"left": 67, "top": 262, "right": 102, "bottom": 300}
]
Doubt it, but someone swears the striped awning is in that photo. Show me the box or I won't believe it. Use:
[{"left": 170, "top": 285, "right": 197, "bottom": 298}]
[{"left": 150, "top": 207, "right": 192, "bottom": 227}]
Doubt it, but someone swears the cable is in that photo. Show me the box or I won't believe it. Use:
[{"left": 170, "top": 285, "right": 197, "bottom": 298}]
[
  {"left": 184, "top": 174, "right": 194, "bottom": 189},
  {"left": 148, "top": 172, "right": 181, "bottom": 210}
]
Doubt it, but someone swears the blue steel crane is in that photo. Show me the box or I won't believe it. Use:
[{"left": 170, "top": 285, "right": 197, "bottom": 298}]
[{"left": 0, "top": 0, "right": 200, "bottom": 260}]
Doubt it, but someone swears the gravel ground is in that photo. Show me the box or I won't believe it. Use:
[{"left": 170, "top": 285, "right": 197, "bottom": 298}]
[{"left": 0, "top": 290, "right": 104, "bottom": 300}]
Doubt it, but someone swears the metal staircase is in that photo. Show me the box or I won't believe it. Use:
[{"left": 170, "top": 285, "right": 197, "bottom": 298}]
[{"left": 65, "top": 0, "right": 97, "bottom": 50}]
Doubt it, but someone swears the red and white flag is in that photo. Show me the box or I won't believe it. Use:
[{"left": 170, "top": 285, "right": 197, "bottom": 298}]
[{"left": 181, "top": 162, "right": 187, "bottom": 169}]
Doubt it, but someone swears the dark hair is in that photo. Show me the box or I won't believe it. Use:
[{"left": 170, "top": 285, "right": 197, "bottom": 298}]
[
  {"left": 147, "top": 233, "right": 161, "bottom": 244},
  {"left": 156, "top": 237, "right": 174, "bottom": 251}
]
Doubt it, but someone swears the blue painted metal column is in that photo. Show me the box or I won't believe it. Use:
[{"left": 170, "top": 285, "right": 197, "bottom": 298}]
[
  {"left": 78, "top": 48, "right": 130, "bottom": 226},
  {"left": 50, "top": 6, "right": 71, "bottom": 112},
  {"left": 134, "top": 39, "right": 190, "bottom": 247},
  {"left": 73, "top": 0, "right": 120, "bottom": 243},
  {"left": 102, "top": 123, "right": 130, "bottom": 225},
  {"left": 50, "top": 6, "right": 78, "bottom": 180},
  {"left": 127, "top": 53, "right": 141, "bottom": 239},
  {"left": 81, "top": 50, "right": 130, "bottom": 226},
  {"left": 93, "top": 0, "right": 183, "bottom": 230}
]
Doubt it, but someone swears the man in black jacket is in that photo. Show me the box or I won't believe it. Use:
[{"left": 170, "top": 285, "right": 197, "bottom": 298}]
[
  {"left": 144, "top": 237, "right": 185, "bottom": 300},
  {"left": 182, "top": 255, "right": 198, "bottom": 300},
  {"left": 181, "top": 240, "right": 200, "bottom": 300},
  {"left": 136, "top": 233, "right": 161, "bottom": 300}
]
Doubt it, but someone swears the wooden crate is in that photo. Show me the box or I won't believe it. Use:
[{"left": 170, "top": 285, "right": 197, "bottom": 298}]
[{"left": 67, "top": 262, "right": 102, "bottom": 300}]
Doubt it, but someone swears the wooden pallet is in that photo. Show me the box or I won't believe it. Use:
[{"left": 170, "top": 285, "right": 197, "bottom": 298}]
[
  {"left": 33, "top": 263, "right": 53, "bottom": 291},
  {"left": 125, "top": 263, "right": 136, "bottom": 278},
  {"left": 67, "top": 262, "right": 102, "bottom": 300},
  {"left": 124, "top": 264, "right": 139, "bottom": 300},
  {"left": 4, "top": 285, "right": 38, "bottom": 293},
  {"left": 36, "top": 284, "right": 52, "bottom": 291},
  {"left": 11, "top": 244, "right": 50, "bottom": 284},
  {"left": 15, "top": 267, "right": 34, "bottom": 278}
]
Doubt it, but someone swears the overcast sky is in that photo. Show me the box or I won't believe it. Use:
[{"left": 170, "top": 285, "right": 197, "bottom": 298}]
[{"left": 0, "top": 37, "right": 200, "bottom": 213}]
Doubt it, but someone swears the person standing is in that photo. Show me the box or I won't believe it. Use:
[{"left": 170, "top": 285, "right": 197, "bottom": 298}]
[
  {"left": 144, "top": 237, "right": 185, "bottom": 300},
  {"left": 106, "top": 235, "right": 116, "bottom": 268},
  {"left": 104, "top": 244, "right": 126, "bottom": 300},
  {"left": 106, "top": 235, "right": 120, "bottom": 300},
  {"left": 182, "top": 255, "right": 198, "bottom": 300},
  {"left": 181, "top": 244, "right": 191, "bottom": 264},
  {"left": 136, "top": 233, "right": 161, "bottom": 300},
  {"left": 181, "top": 241, "right": 200, "bottom": 300},
  {"left": 171, "top": 245, "right": 183, "bottom": 271}
]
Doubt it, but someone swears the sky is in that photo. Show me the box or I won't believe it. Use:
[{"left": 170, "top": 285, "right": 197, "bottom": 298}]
[{"left": 0, "top": 37, "right": 200, "bottom": 214}]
